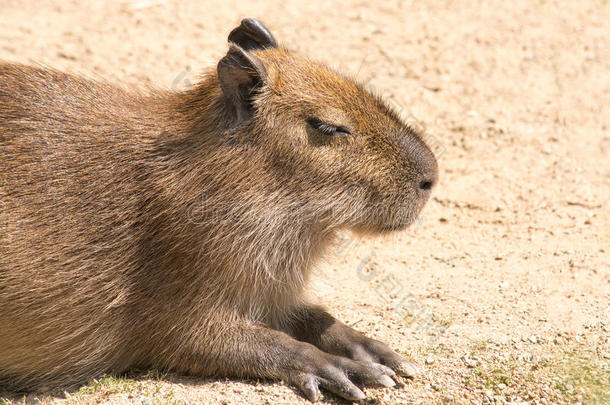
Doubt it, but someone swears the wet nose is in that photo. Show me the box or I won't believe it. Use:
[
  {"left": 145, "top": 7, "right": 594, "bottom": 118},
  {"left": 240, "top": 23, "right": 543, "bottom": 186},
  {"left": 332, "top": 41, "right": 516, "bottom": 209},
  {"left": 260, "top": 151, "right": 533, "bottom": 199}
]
[
  {"left": 419, "top": 178, "right": 435, "bottom": 191},
  {"left": 396, "top": 131, "right": 439, "bottom": 194},
  {"left": 416, "top": 165, "right": 438, "bottom": 194}
]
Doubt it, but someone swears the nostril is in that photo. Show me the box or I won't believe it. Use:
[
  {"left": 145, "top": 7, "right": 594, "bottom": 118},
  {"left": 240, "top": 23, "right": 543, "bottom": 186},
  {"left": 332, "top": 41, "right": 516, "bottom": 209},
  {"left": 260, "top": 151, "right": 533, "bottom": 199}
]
[{"left": 419, "top": 180, "right": 434, "bottom": 191}]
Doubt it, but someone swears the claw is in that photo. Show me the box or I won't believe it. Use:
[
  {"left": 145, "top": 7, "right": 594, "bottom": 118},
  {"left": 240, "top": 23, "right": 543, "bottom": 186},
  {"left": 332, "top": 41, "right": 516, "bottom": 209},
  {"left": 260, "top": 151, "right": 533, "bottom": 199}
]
[
  {"left": 303, "top": 378, "right": 321, "bottom": 402},
  {"left": 367, "top": 361, "right": 396, "bottom": 376},
  {"left": 377, "top": 374, "right": 396, "bottom": 387},
  {"left": 395, "top": 361, "right": 420, "bottom": 378}
]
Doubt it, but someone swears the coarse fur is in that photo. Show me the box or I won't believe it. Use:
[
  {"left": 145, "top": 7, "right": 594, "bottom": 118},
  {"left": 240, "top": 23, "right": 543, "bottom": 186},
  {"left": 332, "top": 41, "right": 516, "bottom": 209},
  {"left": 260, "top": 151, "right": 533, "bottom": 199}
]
[{"left": 0, "top": 19, "right": 438, "bottom": 401}]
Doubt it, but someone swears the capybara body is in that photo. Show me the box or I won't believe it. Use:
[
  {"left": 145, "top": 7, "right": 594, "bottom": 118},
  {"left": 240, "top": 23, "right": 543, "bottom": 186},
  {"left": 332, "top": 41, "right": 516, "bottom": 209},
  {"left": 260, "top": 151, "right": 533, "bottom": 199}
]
[{"left": 0, "top": 19, "right": 438, "bottom": 401}]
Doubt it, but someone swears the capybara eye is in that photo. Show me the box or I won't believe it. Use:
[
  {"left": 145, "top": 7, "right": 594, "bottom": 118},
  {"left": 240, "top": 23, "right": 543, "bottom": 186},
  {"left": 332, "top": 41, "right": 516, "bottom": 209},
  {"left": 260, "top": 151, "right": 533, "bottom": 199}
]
[{"left": 306, "top": 117, "right": 351, "bottom": 136}]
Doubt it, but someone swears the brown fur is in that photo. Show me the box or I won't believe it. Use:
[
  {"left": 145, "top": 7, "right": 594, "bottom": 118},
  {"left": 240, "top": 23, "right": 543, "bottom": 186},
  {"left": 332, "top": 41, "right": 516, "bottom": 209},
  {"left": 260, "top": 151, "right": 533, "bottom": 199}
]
[{"left": 0, "top": 19, "right": 437, "bottom": 401}]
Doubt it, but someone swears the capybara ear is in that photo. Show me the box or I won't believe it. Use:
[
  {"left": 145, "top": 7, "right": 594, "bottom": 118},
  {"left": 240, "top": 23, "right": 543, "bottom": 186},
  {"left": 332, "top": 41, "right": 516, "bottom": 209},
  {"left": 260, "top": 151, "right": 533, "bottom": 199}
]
[
  {"left": 228, "top": 18, "right": 277, "bottom": 51},
  {"left": 217, "top": 44, "right": 267, "bottom": 122}
]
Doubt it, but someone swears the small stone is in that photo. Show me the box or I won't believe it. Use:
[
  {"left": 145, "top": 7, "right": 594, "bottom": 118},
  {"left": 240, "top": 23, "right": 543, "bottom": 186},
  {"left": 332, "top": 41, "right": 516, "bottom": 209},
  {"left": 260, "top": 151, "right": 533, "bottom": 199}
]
[
  {"left": 518, "top": 352, "right": 534, "bottom": 362},
  {"left": 529, "top": 335, "right": 538, "bottom": 344},
  {"left": 425, "top": 356, "right": 435, "bottom": 364},
  {"left": 465, "top": 358, "right": 478, "bottom": 368},
  {"left": 498, "top": 383, "right": 507, "bottom": 390}
]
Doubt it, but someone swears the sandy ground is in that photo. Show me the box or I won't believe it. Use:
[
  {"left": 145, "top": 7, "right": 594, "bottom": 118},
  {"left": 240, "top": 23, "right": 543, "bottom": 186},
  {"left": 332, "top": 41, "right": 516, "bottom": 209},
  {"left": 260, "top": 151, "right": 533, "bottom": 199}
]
[{"left": 1, "top": 0, "right": 608, "bottom": 404}]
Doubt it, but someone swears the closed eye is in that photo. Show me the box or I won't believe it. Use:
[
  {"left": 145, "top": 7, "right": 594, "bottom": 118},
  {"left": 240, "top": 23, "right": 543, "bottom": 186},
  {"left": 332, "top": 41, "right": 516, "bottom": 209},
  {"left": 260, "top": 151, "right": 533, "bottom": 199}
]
[{"left": 306, "top": 118, "right": 351, "bottom": 136}]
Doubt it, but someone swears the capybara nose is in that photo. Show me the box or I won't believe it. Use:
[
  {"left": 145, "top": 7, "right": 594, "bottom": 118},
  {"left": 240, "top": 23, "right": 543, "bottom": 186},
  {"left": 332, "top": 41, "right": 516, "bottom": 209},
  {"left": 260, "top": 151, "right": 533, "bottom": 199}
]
[
  {"left": 419, "top": 178, "right": 434, "bottom": 191},
  {"left": 416, "top": 166, "right": 438, "bottom": 194}
]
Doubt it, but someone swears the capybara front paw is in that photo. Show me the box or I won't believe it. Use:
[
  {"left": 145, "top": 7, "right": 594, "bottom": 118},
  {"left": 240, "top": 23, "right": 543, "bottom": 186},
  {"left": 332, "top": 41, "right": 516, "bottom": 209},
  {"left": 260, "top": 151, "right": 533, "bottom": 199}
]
[
  {"left": 351, "top": 337, "right": 420, "bottom": 378},
  {"left": 285, "top": 345, "right": 395, "bottom": 402}
]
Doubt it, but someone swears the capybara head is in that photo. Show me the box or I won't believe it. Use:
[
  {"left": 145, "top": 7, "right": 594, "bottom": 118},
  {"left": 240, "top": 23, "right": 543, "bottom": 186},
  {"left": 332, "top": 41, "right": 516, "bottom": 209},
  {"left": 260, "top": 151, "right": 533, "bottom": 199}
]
[{"left": 217, "top": 19, "right": 438, "bottom": 235}]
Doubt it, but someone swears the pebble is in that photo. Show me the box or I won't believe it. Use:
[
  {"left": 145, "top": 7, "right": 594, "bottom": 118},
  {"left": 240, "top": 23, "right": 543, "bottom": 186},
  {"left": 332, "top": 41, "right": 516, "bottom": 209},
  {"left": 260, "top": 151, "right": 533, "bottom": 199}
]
[
  {"left": 518, "top": 353, "right": 534, "bottom": 362},
  {"left": 465, "top": 358, "right": 478, "bottom": 368}
]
